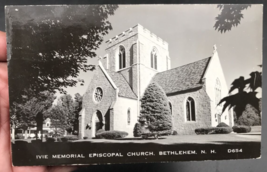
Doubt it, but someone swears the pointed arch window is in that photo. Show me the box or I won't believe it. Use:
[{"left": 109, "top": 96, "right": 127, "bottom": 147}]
[
  {"left": 215, "top": 78, "right": 221, "bottom": 106},
  {"left": 119, "top": 46, "right": 126, "bottom": 69},
  {"left": 151, "top": 47, "right": 158, "bottom": 70},
  {"left": 186, "top": 97, "right": 196, "bottom": 121},
  {"left": 127, "top": 108, "right": 131, "bottom": 125}
]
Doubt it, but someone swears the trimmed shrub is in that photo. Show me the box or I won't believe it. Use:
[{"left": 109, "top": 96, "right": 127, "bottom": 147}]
[
  {"left": 133, "top": 123, "right": 142, "bottom": 137},
  {"left": 95, "top": 130, "right": 128, "bottom": 139},
  {"left": 83, "top": 137, "right": 88, "bottom": 139},
  {"left": 172, "top": 130, "right": 178, "bottom": 135},
  {"left": 140, "top": 82, "right": 172, "bottom": 132},
  {"left": 158, "top": 130, "right": 172, "bottom": 136},
  {"left": 232, "top": 125, "right": 251, "bottom": 133},
  {"left": 46, "top": 138, "right": 56, "bottom": 142},
  {"left": 15, "top": 133, "right": 24, "bottom": 139},
  {"left": 60, "top": 135, "right": 79, "bottom": 142},
  {"left": 217, "top": 122, "right": 229, "bottom": 128},
  {"left": 195, "top": 127, "right": 232, "bottom": 135}
]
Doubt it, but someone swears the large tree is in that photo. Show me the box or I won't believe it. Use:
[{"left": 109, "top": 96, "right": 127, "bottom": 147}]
[
  {"left": 140, "top": 82, "right": 172, "bottom": 132},
  {"left": 7, "top": 5, "right": 118, "bottom": 139},
  {"left": 14, "top": 91, "right": 56, "bottom": 139},
  {"left": 46, "top": 105, "right": 70, "bottom": 137},
  {"left": 54, "top": 94, "right": 75, "bottom": 134},
  {"left": 46, "top": 93, "right": 82, "bottom": 135},
  {"left": 7, "top": 5, "right": 118, "bottom": 103}
]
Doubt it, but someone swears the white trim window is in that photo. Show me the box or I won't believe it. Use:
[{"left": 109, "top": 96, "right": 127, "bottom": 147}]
[{"left": 186, "top": 97, "right": 196, "bottom": 121}]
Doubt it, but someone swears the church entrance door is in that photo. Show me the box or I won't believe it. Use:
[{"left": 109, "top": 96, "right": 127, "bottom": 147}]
[{"left": 92, "top": 110, "right": 104, "bottom": 137}]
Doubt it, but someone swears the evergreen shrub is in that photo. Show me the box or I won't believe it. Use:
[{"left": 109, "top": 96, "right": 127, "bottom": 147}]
[
  {"left": 232, "top": 125, "right": 251, "bottom": 133},
  {"left": 195, "top": 127, "right": 232, "bottom": 135},
  {"left": 140, "top": 82, "right": 172, "bottom": 132},
  {"left": 95, "top": 130, "right": 128, "bottom": 139},
  {"left": 217, "top": 122, "right": 229, "bottom": 127}
]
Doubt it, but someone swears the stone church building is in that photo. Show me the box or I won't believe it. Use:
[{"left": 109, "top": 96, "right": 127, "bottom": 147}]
[{"left": 79, "top": 24, "right": 233, "bottom": 139}]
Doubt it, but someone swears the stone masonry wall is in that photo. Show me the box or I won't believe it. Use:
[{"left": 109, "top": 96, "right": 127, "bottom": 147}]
[
  {"left": 138, "top": 32, "right": 169, "bottom": 73},
  {"left": 105, "top": 32, "right": 138, "bottom": 72},
  {"left": 118, "top": 42, "right": 137, "bottom": 90},
  {"left": 168, "top": 87, "right": 212, "bottom": 135},
  {"left": 80, "top": 66, "right": 117, "bottom": 138},
  {"left": 104, "top": 24, "right": 170, "bottom": 99}
]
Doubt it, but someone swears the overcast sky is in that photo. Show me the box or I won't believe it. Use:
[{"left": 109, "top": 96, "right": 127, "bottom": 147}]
[{"left": 63, "top": 4, "right": 262, "bottom": 98}]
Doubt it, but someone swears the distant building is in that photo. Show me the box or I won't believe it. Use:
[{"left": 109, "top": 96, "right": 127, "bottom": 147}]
[
  {"left": 15, "top": 118, "right": 54, "bottom": 138},
  {"left": 79, "top": 24, "right": 233, "bottom": 139}
]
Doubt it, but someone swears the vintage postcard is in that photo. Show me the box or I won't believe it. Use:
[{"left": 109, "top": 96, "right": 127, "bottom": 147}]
[{"left": 6, "top": 4, "right": 262, "bottom": 166}]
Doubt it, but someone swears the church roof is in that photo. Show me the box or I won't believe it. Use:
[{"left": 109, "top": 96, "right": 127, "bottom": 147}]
[
  {"left": 152, "top": 57, "right": 211, "bottom": 94},
  {"left": 106, "top": 70, "right": 138, "bottom": 99}
]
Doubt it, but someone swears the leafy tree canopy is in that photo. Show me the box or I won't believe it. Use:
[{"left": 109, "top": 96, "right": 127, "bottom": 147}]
[
  {"left": 218, "top": 67, "right": 261, "bottom": 121},
  {"left": 214, "top": 4, "right": 251, "bottom": 33},
  {"left": 11, "top": 91, "right": 56, "bottom": 129},
  {"left": 45, "top": 93, "right": 83, "bottom": 134},
  {"left": 7, "top": 5, "right": 118, "bottom": 103}
]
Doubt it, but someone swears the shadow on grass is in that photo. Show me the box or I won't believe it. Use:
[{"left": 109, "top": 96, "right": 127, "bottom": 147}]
[
  {"left": 237, "top": 133, "right": 261, "bottom": 136},
  {"left": 114, "top": 137, "right": 166, "bottom": 141},
  {"left": 209, "top": 141, "right": 261, "bottom": 146}
]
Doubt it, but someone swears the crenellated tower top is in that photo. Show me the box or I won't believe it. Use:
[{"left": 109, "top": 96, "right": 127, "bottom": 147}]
[{"left": 105, "top": 24, "right": 168, "bottom": 50}]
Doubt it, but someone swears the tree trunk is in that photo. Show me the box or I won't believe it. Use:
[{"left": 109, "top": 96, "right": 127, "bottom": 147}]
[{"left": 36, "top": 112, "right": 43, "bottom": 141}]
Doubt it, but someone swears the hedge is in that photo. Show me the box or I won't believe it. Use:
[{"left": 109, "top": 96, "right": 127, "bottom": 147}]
[
  {"left": 232, "top": 125, "right": 251, "bottom": 133},
  {"left": 95, "top": 130, "right": 128, "bottom": 139},
  {"left": 158, "top": 130, "right": 172, "bottom": 136},
  {"left": 216, "top": 122, "right": 229, "bottom": 128},
  {"left": 195, "top": 127, "right": 232, "bottom": 135},
  {"left": 60, "top": 135, "right": 79, "bottom": 142}
]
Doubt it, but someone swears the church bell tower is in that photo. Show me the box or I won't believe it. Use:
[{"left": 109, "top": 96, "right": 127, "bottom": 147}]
[{"left": 100, "top": 24, "right": 171, "bottom": 99}]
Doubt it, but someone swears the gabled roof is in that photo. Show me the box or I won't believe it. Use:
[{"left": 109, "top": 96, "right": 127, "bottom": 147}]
[
  {"left": 152, "top": 57, "right": 211, "bottom": 94},
  {"left": 106, "top": 70, "right": 137, "bottom": 100}
]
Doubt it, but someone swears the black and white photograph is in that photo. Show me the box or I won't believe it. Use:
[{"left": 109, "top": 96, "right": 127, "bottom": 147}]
[{"left": 6, "top": 4, "right": 262, "bottom": 166}]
